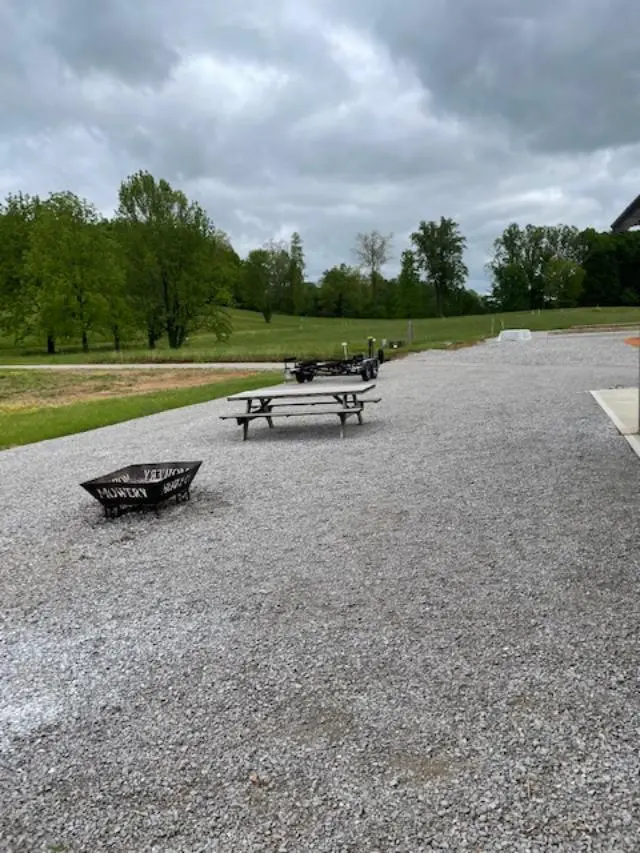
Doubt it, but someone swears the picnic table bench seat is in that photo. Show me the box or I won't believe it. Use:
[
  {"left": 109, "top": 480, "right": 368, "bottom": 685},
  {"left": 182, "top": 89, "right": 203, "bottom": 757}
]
[{"left": 220, "top": 406, "right": 365, "bottom": 439}]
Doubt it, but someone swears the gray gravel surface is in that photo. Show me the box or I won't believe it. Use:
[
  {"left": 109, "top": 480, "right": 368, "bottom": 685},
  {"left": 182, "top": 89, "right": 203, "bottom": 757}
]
[{"left": 1, "top": 331, "right": 639, "bottom": 852}]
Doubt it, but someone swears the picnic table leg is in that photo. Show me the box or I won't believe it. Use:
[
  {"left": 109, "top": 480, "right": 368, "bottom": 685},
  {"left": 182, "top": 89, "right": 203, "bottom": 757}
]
[
  {"left": 357, "top": 409, "right": 363, "bottom": 425},
  {"left": 338, "top": 412, "right": 346, "bottom": 438},
  {"left": 254, "top": 397, "right": 274, "bottom": 427},
  {"left": 242, "top": 418, "right": 249, "bottom": 441}
]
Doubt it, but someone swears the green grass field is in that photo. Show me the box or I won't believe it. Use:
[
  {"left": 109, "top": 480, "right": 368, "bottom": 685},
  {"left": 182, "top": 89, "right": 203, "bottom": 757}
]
[
  {"left": 2, "top": 307, "right": 640, "bottom": 364},
  {"left": 0, "top": 372, "right": 278, "bottom": 450}
]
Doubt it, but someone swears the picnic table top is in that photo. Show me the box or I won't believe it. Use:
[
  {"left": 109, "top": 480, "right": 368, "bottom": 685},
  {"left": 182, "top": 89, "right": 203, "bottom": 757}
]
[{"left": 227, "top": 381, "right": 377, "bottom": 401}]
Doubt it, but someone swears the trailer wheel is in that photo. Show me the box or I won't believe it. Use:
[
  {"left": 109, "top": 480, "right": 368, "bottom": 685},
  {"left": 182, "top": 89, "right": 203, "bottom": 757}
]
[
  {"left": 370, "top": 362, "right": 378, "bottom": 379},
  {"left": 361, "top": 364, "right": 370, "bottom": 381},
  {"left": 295, "top": 373, "right": 306, "bottom": 383}
]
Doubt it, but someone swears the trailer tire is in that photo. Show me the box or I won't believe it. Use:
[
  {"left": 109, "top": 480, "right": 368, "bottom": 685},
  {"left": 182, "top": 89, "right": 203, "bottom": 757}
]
[
  {"left": 361, "top": 364, "right": 370, "bottom": 381},
  {"left": 370, "top": 362, "right": 378, "bottom": 378},
  {"left": 295, "top": 373, "right": 306, "bottom": 383}
]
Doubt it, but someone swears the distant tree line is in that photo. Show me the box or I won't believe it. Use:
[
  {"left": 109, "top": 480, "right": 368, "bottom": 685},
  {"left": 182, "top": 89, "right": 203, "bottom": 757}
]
[
  {"left": 0, "top": 170, "right": 637, "bottom": 352},
  {"left": 483, "top": 223, "right": 640, "bottom": 312},
  {"left": 226, "top": 218, "right": 478, "bottom": 322}
]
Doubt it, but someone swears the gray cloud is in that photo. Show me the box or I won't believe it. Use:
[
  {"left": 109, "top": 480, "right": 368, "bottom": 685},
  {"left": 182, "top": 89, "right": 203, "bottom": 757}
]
[
  {"left": 347, "top": 0, "right": 640, "bottom": 154},
  {"left": 43, "top": 0, "right": 180, "bottom": 85},
  {"left": 1, "top": 0, "right": 639, "bottom": 290}
]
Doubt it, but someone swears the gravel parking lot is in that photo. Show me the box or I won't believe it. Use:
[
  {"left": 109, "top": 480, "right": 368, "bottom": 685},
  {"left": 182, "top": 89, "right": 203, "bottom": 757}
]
[{"left": 1, "top": 331, "right": 639, "bottom": 852}]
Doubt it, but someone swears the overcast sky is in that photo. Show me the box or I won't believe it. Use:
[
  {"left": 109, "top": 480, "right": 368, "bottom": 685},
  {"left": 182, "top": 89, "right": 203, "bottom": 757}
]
[{"left": 2, "top": 1, "right": 640, "bottom": 291}]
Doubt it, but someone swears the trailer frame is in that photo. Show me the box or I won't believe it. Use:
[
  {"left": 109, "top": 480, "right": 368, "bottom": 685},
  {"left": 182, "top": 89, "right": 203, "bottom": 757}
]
[{"left": 284, "top": 338, "right": 384, "bottom": 383}]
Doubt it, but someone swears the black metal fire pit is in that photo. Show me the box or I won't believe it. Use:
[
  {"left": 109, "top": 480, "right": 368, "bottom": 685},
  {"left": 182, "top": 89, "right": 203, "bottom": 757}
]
[{"left": 81, "top": 461, "right": 203, "bottom": 518}]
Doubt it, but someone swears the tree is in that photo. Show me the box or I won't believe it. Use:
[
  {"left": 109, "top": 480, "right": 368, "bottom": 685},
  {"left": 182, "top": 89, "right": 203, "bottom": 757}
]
[
  {"left": 210, "top": 235, "right": 244, "bottom": 312},
  {"left": 317, "top": 264, "right": 366, "bottom": 317},
  {"left": 263, "top": 239, "right": 291, "bottom": 317},
  {"left": 397, "top": 249, "right": 421, "bottom": 318},
  {"left": 459, "top": 288, "right": 487, "bottom": 316},
  {"left": 614, "top": 231, "right": 640, "bottom": 305},
  {"left": 0, "top": 193, "right": 42, "bottom": 345},
  {"left": 288, "top": 231, "right": 306, "bottom": 315},
  {"left": 411, "top": 217, "right": 468, "bottom": 317},
  {"left": 116, "top": 170, "right": 231, "bottom": 349},
  {"left": 442, "top": 286, "right": 486, "bottom": 316},
  {"left": 114, "top": 216, "right": 164, "bottom": 348},
  {"left": 24, "top": 192, "right": 122, "bottom": 353},
  {"left": 354, "top": 230, "right": 393, "bottom": 314},
  {"left": 243, "top": 248, "right": 274, "bottom": 322},
  {"left": 543, "top": 257, "right": 585, "bottom": 307},
  {"left": 490, "top": 261, "right": 531, "bottom": 312},
  {"left": 98, "top": 219, "right": 132, "bottom": 351},
  {"left": 488, "top": 223, "right": 588, "bottom": 311},
  {"left": 241, "top": 240, "right": 292, "bottom": 322}
]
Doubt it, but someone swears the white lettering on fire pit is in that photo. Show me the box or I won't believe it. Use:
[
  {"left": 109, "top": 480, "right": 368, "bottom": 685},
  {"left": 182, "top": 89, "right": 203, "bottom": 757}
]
[
  {"left": 96, "top": 486, "right": 148, "bottom": 500},
  {"left": 162, "top": 474, "right": 191, "bottom": 494},
  {"left": 143, "top": 467, "right": 188, "bottom": 482}
]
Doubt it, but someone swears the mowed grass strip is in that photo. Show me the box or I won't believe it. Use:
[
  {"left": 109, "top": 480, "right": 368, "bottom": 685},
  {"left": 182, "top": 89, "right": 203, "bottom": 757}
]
[
  {"left": 0, "top": 372, "right": 279, "bottom": 450},
  {"left": 2, "top": 306, "right": 640, "bottom": 364}
]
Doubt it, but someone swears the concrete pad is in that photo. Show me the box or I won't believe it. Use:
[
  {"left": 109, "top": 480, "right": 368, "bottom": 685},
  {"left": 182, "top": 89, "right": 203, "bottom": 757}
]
[
  {"left": 590, "top": 387, "right": 639, "bottom": 434},
  {"left": 590, "top": 386, "right": 640, "bottom": 458},
  {"left": 627, "top": 433, "right": 640, "bottom": 457}
]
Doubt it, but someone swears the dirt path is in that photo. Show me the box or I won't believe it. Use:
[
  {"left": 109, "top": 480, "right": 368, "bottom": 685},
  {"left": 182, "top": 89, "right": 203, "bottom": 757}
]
[
  {"left": 0, "top": 362, "right": 283, "bottom": 370},
  {"left": 0, "top": 368, "right": 263, "bottom": 410}
]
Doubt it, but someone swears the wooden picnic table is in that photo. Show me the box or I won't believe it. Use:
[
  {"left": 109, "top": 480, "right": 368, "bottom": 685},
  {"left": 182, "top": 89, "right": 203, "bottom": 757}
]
[{"left": 220, "top": 381, "right": 381, "bottom": 440}]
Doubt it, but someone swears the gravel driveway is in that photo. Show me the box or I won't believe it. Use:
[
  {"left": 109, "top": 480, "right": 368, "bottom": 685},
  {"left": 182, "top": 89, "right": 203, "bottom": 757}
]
[{"left": 1, "top": 331, "right": 639, "bottom": 852}]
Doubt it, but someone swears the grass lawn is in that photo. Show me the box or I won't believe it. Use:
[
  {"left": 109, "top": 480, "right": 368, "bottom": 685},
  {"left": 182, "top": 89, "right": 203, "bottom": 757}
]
[
  {"left": 2, "top": 306, "right": 640, "bottom": 364},
  {"left": 0, "top": 370, "right": 279, "bottom": 450}
]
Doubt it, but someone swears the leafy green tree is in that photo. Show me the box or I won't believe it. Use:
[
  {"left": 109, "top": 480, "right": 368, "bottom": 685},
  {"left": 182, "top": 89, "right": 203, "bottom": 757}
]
[
  {"left": 490, "top": 261, "right": 531, "bottom": 312},
  {"left": 615, "top": 231, "right": 640, "bottom": 305},
  {"left": 263, "top": 239, "right": 291, "bottom": 316},
  {"left": 0, "top": 193, "right": 42, "bottom": 346},
  {"left": 397, "top": 249, "right": 421, "bottom": 318},
  {"left": 443, "top": 286, "right": 487, "bottom": 316},
  {"left": 243, "top": 248, "right": 274, "bottom": 322},
  {"left": 210, "top": 235, "right": 244, "bottom": 313},
  {"left": 488, "top": 223, "right": 529, "bottom": 311},
  {"left": 460, "top": 288, "right": 487, "bottom": 315},
  {"left": 376, "top": 275, "right": 400, "bottom": 319},
  {"left": 489, "top": 223, "right": 588, "bottom": 311},
  {"left": 543, "top": 257, "right": 585, "bottom": 307},
  {"left": 241, "top": 240, "right": 296, "bottom": 322},
  {"left": 317, "top": 264, "right": 365, "bottom": 317},
  {"left": 97, "top": 219, "right": 132, "bottom": 350},
  {"left": 116, "top": 170, "right": 231, "bottom": 349},
  {"left": 288, "top": 231, "right": 306, "bottom": 315},
  {"left": 24, "top": 192, "right": 121, "bottom": 353},
  {"left": 411, "top": 217, "right": 468, "bottom": 317},
  {"left": 303, "top": 280, "right": 319, "bottom": 315}
]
